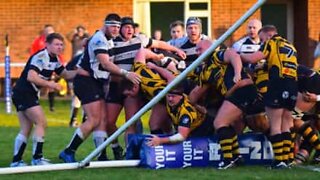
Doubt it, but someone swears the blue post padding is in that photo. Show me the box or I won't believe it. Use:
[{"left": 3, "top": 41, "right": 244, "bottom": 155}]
[
  {"left": 5, "top": 55, "right": 12, "bottom": 114},
  {"left": 126, "top": 133, "right": 273, "bottom": 169}
]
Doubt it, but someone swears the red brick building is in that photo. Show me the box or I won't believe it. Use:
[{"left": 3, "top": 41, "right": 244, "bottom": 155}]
[{"left": 0, "top": 0, "right": 319, "bottom": 94}]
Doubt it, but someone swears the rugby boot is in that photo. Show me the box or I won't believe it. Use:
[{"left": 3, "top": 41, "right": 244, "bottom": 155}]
[
  {"left": 31, "top": 157, "right": 51, "bottom": 166},
  {"left": 217, "top": 160, "right": 235, "bottom": 170},
  {"left": 59, "top": 151, "right": 76, "bottom": 163},
  {"left": 232, "top": 155, "right": 244, "bottom": 166},
  {"left": 269, "top": 161, "right": 288, "bottom": 169},
  {"left": 97, "top": 153, "right": 109, "bottom": 161},
  {"left": 112, "top": 146, "right": 124, "bottom": 160},
  {"left": 10, "top": 160, "right": 28, "bottom": 167}
]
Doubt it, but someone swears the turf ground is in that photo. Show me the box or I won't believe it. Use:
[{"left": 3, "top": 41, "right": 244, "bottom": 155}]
[{"left": 0, "top": 98, "right": 319, "bottom": 179}]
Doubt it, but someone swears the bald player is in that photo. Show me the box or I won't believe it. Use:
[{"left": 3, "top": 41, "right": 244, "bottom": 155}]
[{"left": 232, "top": 19, "right": 262, "bottom": 54}]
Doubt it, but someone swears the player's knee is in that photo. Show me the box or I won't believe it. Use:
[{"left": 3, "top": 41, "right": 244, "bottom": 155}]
[
  {"left": 34, "top": 118, "right": 47, "bottom": 129},
  {"left": 106, "top": 115, "right": 118, "bottom": 125},
  {"left": 82, "top": 118, "right": 99, "bottom": 131},
  {"left": 213, "top": 120, "right": 222, "bottom": 130}
]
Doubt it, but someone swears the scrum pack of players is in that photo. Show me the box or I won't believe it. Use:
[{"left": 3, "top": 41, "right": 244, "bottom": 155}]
[{"left": 10, "top": 13, "right": 320, "bottom": 170}]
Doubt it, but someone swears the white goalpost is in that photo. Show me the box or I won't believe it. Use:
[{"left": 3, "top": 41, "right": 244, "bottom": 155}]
[
  {"left": 79, "top": 0, "right": 267, "bottom": 168},
  {"left": 0, "top": 0, "right": 266, "bottom": 174},
  {"left": 0, "top": 160, "right": 140, "bottom": 174}
]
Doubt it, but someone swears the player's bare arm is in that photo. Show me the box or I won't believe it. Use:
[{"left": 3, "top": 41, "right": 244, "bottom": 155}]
[
  {"left": 146, "top": 126, "right": 190, "bottom": 146},
  {"left": 152, "top": 40, "right": 186, "bottom": 59},
  {"left": 59, "top": 69, "right": 77, "bottom": 80},
  {"left": 146, "top": 62, "right": 175, "bottom": 83},
  {"left": 97, "top": 53, "right": 141, "bottom": 84},
  {"left": 225, "top": 49, "right": 242, "bottom": 83},
  {"left": 240, "top": 51, "right": 265, "bottom": 64},
  {"left": 189, "top": 85, "right": 210, "bottom": 105},
  {"left": 27, "top": 69, "right": 62, "bottom": 91}
]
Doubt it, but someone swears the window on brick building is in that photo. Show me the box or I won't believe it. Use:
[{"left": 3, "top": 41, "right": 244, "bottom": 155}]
[
  {"left": 150, "top": 2, "right": 184, "bottom": 41},
  {"left": 261, "top": 0, "right": 294, "bottom": 43},
  {"left": 134, "top": 0, "right": 211, "bottom": 40}
]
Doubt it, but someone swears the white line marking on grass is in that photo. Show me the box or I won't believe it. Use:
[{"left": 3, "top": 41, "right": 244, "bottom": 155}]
[
  {"left": 47, "top": 118, "right": 67, "bottom": 123},
  {"left": 297, "top": 165, "right": 320, "bottom": 172}
]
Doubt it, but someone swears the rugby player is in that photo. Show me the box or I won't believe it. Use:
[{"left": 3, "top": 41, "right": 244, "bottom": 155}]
[
  {"left": 241, "top": 25, "right": 298, "bottom": 169},
  {"left": 232, "top": 19, "right": 262, "bottom": 59},
  {"left": 291, "top": 65, "right": 320, "bottom": 165},
  {"left": 190, "top": 39, "right": 258, "bottom": 169},
  {"left": 105, "top": 17, "right": 186, "bottom": 159},
  {"left": 169, "top": 17, "right": 212, "bottom": 94},
  {"left": 167, "top": 20, "right": 185, "bottom": 45},
  {"left": 145, "top": 66, "right": 213, "bottom": 146},
  {"left": 11, "top": 33, "right": 76, "bottom": 167},
  {"left": 122, "top": 48, "right": 178, "bottom": 134},
  {"left": 59, "top": 13, "right": 140, "bottom": 163}
]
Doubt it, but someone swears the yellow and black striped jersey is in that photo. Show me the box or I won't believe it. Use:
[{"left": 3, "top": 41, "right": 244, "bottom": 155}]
[
  {"left": 199, "top": 49, "right": 249, "bottom": 96},
  {"left": 132, "top": 62, "right": 167, "bottom": 100},
  {"left": 186, "top": 64, "right": 203, "bottom": 83},
  {"left": 166, "top": 94, "right": 206, "bottom": 131},
  {"left": 254, "top": 66, "right": 269, "bottom": 95},
  {"left": 260, "top": 35, "right": 298, "bottom": 80}
]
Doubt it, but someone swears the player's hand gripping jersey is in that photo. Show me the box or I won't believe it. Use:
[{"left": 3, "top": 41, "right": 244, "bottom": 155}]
[
  {"left": 198, "top": 49, "right": 250, "bottom": 96},
  {"left": 132, "top": 62, "right": 168, "bottom": 100}
]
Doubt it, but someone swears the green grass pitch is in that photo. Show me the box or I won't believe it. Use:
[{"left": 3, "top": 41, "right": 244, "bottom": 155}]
[{"left": 0, "top": 99, "right": 319, "bottom": 179}]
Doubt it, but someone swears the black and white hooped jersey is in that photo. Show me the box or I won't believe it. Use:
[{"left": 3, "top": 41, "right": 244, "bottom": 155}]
[
  {"left": 232, "top": 36, "right": 261, "bottom": 54},
  {"left": 169, "top": 34, "right": 210, "bottom": 66},
  {"left": 13, "top": 49, "right": 64, "bottom": 94},
  {"left": 79, "top": 30, "right": 114, "bottom": 81},
  {"left": 232, "top": 36, "right": 266, "bottom": 93},
  {"left": 113, "top": 34, "right": 152, "bottom": 71}
]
